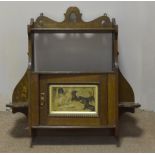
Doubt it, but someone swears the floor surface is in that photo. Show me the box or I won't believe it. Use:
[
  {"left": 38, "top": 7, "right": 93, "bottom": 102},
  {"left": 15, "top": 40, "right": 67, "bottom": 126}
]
[{"left": 0, "top": 109, "right": 155, "bottom": 152}]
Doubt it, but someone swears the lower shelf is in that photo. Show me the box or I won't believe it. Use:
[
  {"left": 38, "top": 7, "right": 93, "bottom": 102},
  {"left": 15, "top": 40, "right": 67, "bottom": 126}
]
[
  {"left": 31, "top": 125, "right": 117, "bottom": 137},
  {"left": 32, "top": 125, "right": 116, "bottom": 129}
]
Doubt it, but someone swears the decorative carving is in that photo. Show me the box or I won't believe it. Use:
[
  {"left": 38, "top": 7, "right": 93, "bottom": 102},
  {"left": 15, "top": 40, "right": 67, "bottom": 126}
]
[
  {"left": 69, "top": 12, "right": 77, "bottom": 23},
  {"left": 64, "top": 7, "right": 82, "bottom": 22},
  {"left": 33, "top": 7, "right": 114, "bottom": 29},
  {"left": 12, "top": 70, "right": 28, "bottom": 103},
  {"left": 9, "top": 70, "right": 29, "bottom": 116}
]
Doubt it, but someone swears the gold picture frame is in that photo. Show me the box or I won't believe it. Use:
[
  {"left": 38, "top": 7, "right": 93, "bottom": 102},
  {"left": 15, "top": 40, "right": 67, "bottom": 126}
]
[{"left": 49, "top": 84, "right": 99, "bottom": 117}]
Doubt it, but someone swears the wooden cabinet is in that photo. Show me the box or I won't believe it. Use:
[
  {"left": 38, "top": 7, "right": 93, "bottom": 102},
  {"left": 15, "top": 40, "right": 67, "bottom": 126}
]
[
  {"left": 28, "top": 72, "right": 118, "bottom": 135},
  {"left": 8, "top": 7, "right": 140, "bottom": 145}
]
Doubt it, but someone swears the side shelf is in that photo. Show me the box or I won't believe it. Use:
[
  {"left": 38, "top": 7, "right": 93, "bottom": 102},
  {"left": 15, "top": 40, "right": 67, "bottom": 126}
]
[
  {"left": 6, "top": 102, "right": 28, "bottom": 116},
  {"left": 6, "top": 70, "right": 29, "bottom": 116},
  {"left": 7, "top": 68, "right": 140, "bottom": 116},
  {"left": 119, "top": 102, "right": 141, "bottom": 114},
  {"left": 118, "top": 69, "right": 141, "bottom": 114}
]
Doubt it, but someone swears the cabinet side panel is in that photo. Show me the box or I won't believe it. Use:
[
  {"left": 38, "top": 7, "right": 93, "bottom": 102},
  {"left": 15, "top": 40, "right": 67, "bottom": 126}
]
[
  {"left": 29, "top": 73, "right": 39, "bottom": 126},
  {"left": 108, "top": 73, "right": 118, "bottom": 126}
]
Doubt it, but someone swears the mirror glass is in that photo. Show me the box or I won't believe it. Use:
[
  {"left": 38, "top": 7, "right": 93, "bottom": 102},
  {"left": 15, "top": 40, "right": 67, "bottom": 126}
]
[{"left": 34, "top": 33, "right": 113, "bottom": 72}]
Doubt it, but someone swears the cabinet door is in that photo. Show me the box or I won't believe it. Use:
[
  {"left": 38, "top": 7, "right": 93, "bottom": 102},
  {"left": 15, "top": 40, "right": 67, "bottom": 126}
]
[{"left": 39, "top": 74, "right": 108, "bottom": 127}]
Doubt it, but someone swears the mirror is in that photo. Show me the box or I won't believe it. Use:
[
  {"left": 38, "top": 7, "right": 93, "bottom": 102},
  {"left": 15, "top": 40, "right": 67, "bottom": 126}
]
[{"left": 33, "top": 33, "right": 113, "bottom": 73}]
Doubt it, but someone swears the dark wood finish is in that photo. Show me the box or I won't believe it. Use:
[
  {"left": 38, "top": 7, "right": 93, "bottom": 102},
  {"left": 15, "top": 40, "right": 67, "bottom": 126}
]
[
  {"left": 32, "top": 7, "right": 114, "bottom": 29},
  {"left": 12, "top": 71, "right": 28, "bottom": 103},
  {"left": 108, "top": 73, "right": 118, "bottom": 126},
  {"left": 33, "top": 128, "right": 114, "bottom": 137},
  {"left": 29, "top": 73, "right": 39, "bottom": 127},
  {"left": 119, "top": 102, "right": 141, "bottom": 115},
  {"left": 10, "top": 7, "right": 137, "bottom": 116},
  {"left": 32, "top": 125, "right": 115, "bottom": 129},
  {"left": 9, "top": 7, "right": 140, "bottom": 144},
  {"left": 10, "top": 70, "right": 137, "bottom": 116},
  {"left": 118, "top": 69, "right": 134, "bottom": 102},
  {"left": 6, "top": 102, "right": 28, "bottom": 116},
  {"left": 39, "top": 74, "right": 107, "bottom": 126}
]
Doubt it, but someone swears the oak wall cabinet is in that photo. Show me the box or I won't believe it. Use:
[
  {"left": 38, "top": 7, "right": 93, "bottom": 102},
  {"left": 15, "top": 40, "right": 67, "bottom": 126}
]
[{"left": 8, "top": 7, "right": 140, "bottom": 145}]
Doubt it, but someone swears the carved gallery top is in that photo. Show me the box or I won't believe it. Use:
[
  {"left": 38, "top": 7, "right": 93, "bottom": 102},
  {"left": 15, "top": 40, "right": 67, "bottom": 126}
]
[{"left": 28, "top": 7, "right": 118, "bottom": 73}]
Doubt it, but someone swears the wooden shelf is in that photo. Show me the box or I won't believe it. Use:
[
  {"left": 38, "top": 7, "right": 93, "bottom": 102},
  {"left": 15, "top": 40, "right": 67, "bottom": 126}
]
[
  {"left": 32, "top": 125, "right": 116, "bottom": 129},
  {"left": 119, "top": 102, "right": 141, "bottom": 108}
]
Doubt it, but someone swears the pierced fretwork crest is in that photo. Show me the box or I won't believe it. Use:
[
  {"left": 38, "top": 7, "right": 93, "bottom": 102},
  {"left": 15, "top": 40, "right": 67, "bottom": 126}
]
[{"left": 30, "top": 6, "right": 115, "bottom": 29}]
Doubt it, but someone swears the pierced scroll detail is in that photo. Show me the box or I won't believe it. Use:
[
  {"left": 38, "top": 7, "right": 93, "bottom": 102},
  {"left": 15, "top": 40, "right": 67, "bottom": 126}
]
[
  {"left": 33, "top": 7, "right": 114, "bottom": 28},
  {"left": 69, "top": 13, "right": 77, "bottom": 23},
  {"left": 64, "top": 7, "right": 82, "bottom": 23}
]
